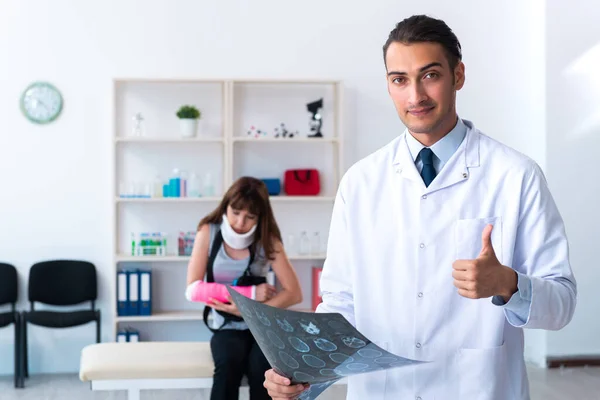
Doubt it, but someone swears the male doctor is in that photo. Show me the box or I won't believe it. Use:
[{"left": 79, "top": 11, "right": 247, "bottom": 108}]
[{"left": 264, "top": 15, "right": 577, "bottom": 400}]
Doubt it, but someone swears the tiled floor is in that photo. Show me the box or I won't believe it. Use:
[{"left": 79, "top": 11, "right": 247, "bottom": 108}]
[{"left": 1, "top": 365, "right": 599, "bottom": 399}]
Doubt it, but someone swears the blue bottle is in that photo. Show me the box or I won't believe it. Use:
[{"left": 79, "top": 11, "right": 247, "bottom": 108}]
[{"left": 169, "top": 169, "right": 181, "bottom": 197}]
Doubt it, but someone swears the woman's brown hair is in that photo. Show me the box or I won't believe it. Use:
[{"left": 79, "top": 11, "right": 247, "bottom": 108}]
[{"left": 198, "top": 177, "right": 282, "bottom": 260}]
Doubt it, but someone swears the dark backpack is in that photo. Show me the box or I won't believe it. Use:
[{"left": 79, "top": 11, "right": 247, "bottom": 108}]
[{"left": 203, "top": 230, "right": 266, "bottom": 332}]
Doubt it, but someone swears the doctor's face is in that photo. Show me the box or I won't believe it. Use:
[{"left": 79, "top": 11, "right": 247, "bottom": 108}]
[{"left": 385, "top": 41, "right": 465, "bottom": 143}]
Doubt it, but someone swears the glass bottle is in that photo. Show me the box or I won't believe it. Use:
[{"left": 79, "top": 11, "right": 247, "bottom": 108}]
[
  {"left": 153, "top": 175, "right": 163, "bottom": 198},
  {"left": 203, "top": 172, "right": 215, "bottom": 197},
  {"left": 299, "top": 231, "right": 310, "bottom": 255},
  {"left": 188, "top": 172, "right": 201, "bottom": 197}
]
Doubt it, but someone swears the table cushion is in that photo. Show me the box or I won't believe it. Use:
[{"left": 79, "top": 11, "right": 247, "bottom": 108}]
[{"left": 79, "top": 342, "right": 214, "bottom": 381}]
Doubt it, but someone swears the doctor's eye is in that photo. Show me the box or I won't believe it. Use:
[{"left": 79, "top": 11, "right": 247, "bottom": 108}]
[{"left": 391, "top": 77, "right": 406, "bottom": 85}]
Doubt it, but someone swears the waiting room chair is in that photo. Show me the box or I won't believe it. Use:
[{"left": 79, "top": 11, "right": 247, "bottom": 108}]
[
  {"left": 0, "top": 262, "right": 23, "bottom": 388},
  {"left": 21, "top": 260, "right": 100, "bottom": 383}
]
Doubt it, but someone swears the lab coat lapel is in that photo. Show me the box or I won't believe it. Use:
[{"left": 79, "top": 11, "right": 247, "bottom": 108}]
[
  {"left": 393, "top": 123, "right": 481, "bottom": 193},
  {"left": 428, "top": 123, "right": 480, "bottom": 193},
  {"left": 392, "top": 133, "right": 426, "bottom": 185}
]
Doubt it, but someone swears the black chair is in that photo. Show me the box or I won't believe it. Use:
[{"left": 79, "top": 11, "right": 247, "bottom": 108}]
[
  {"left": 22, "top": 260, "right": 100, "bottom": 382},
  {"left": 0, "top": 263, "right": 22, "bottom": 388}
]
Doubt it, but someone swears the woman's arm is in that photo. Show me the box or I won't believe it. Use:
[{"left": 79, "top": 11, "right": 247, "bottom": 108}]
[
  {"left": 263, "top": 239, "right": 303, "bottom": 309},
  {"left": 185, "top": 224, "right": 257, "bottom": 303},
  {"left": 186, "top": 224, "right": 211, "bottom": 286}
]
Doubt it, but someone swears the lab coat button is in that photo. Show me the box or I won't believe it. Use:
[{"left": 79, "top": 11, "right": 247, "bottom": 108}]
[
  {"left": 419, "top": 243, "right": 425, "bottom": 249},
  {"left": 416, "top": 343, "right": 422, "bottom": 349},
  {"left": 422, "top": 195, "right": 427, "bottom": 199},
  {"left": 416, "top": 397, "right": 422, "bottom": 400},
  {"left": 418, "top": 292, "right": 423, "bottom": 298}
]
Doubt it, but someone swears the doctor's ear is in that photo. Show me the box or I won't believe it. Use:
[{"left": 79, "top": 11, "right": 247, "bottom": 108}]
[{"left": 454, "top": 62, "right": 465, "bottom": 90}]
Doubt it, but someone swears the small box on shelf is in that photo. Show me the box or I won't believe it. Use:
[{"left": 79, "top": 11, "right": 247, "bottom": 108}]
[
  {"left": 131, "top": 232, "right": 167, "bottom": 256},
  {"left": 178, "top": 231, "right": 196, "bottom": 256}
]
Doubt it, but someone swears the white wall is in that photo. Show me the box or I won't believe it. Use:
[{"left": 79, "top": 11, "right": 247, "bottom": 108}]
[
  {"left": 0, "top": 0, "right": 562, "bottom": 374},
  {"left": 545, "top": 0, "right": 600, "bottom": 357}
]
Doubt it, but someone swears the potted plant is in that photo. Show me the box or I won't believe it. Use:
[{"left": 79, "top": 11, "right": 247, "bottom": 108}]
[{"left": 176, "top": 105, "right": 201, "bottom": 138}]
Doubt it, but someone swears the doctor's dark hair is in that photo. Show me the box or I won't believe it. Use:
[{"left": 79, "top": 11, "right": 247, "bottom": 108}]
[
  {"left": 198, "top": 176, "right": 282, "bottom": 261},
  {"left": 383, "top": 15, "right": 462, "bottom": 70}
]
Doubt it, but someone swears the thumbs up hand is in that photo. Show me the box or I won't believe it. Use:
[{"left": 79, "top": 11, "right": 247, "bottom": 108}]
[{"left": 452, "top": 224, "right": 518, "bottom": 301}]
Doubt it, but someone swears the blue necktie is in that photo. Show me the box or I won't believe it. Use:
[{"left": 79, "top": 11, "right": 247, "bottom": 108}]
[{"left": 419, "top": 148, "right": 436, "bottom": 187}]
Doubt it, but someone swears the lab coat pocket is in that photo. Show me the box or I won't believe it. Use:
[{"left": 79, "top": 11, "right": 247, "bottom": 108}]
[
  {"left": 455, "top": 217, "right": 503, "bottom": 263},
  {"left": 346, "top": 340, "right": 388, "bottom": 400},
  {"left": 456, "top": 343, "right": 512, "bottom": 400}
]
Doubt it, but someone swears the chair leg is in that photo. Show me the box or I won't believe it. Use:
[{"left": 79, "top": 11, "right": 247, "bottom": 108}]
[
  {"left": 22, "top": 316, "right": 29, "bottom": 379},
  {"left": 96, "top": 313, "right": 101, "bottom": 343},
  {"left": 14, "top": 314, "right": 22, "bottom": 388}
]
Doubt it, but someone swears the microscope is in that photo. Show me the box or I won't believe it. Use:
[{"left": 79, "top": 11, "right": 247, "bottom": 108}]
[{"left": 307, "top": 98, "right": 323, "bottom": 138}]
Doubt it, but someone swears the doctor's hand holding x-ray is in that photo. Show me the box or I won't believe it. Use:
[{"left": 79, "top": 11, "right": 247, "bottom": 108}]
[{"left": 264, "top": 14, "right": 576, "bottom": 400}]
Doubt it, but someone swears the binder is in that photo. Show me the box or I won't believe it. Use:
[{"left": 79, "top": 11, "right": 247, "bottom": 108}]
[
  {"left": 139, "top": 270, "right": 152, "bottom": 316},
  {"left": 117, "top": 271, "right": 129, "bottom": 316},
  {"left": 116, "top": 330, "right": 128, "bottom": 343},
  {"left": 127, "top": 269, "right": 140, "bottom": 316},
  {"left": 127, "top": 328, "right": 140, "bottom": 343}
]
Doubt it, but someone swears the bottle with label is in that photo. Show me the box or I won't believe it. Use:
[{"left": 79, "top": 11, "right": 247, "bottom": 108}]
[
  {"left": 153, "top": 175, "right": 163, "bottom": 198},
  {"left": 169, "top": 169, "right": 181, "bottom": 197},
  {"left": 180, "top": 170, "right": 188, "bottom": 197},
  {"left": 131, "top": 232, "right": 137, "bottom": 256}
]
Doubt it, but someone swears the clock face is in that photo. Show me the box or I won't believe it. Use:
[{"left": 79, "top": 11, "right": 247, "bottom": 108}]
[{"left": 20, "top": 82, "right": 63, "bottom": 124}]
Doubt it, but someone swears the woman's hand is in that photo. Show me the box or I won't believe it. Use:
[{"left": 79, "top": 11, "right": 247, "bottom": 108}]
[
  {"left": 255, "top": 283, "right": 277, "bottom": 302},
  {"left": 208, "top": 295, "right": 241, "bottom": 317}
]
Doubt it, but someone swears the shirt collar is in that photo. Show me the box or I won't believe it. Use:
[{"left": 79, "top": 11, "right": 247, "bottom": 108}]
[{"left": 405, "top": 117, "right": 467, "bottom": 165}]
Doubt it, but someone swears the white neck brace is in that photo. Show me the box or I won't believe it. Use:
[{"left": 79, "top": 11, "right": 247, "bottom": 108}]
[{"left": 220, "top": 214, "right": 257, "bottom": 250}]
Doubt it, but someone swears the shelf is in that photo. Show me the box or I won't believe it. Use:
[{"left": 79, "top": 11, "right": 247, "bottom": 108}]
[
  {"left": 233, "top": 137, "right": 338, "bottom": 143},
  {"left": 116, "top": 197, "right": 221, "bottom": 203},
  {"left": 116, "top": 254, "right": 325, "bottom": 262},
  {"left": 116, "top": 196, "right": 334, "bottom": 203},
  {"left": 287, "top": 254, "right": 326, "bottom": 260},
  {"left": 117, "top": 255, "right": 191, "bottom": 262},
  {"left": 269, "top": 196, "right": 335, "bottom": 202},
  {"left": 115, "top": 137, "right": 224, "bottom": 143},
  {"left": 116, "top": 310, "right": 204, "bottom": 322}
]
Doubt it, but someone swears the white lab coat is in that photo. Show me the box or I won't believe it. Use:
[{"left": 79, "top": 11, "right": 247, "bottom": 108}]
[{"left": 316, "top": 120, "right": 576, "bottom": 400}]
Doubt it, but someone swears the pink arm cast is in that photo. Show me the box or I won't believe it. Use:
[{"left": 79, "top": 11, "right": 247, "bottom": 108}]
[{"left": 185, "top": 280, "right": 254, "bottom": 303}]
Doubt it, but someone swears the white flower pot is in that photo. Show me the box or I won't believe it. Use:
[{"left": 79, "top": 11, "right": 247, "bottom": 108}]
[{"left": 179, "top": 119, "right": 199, "bottom": 138}]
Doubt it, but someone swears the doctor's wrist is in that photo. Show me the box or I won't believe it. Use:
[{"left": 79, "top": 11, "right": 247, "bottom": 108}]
[{"left": 498, "top": 266, "right": 518, "bottom": 302}]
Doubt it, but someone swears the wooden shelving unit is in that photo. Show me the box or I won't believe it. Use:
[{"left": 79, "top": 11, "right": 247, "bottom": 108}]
[{"left": 112, "top": 78, "right": 343, "bottom": 342}]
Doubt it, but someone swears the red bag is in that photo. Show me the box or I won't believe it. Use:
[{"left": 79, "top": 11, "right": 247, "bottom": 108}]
[{"left": 284, "top": 169, "right": 320, "bottom": 196}]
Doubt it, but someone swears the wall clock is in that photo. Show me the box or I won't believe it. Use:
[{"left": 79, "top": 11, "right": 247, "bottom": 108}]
[{"left": 20, "top": 81, "right": 63, "bottom": 124}]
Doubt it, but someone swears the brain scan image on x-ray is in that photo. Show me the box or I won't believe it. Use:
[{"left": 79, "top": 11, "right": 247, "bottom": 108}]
[{"left": 227, "top": 287, "right": 425, "bottom": 400}]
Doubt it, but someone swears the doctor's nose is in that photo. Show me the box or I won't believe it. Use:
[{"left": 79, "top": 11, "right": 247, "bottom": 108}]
[{"left": 408, "top": 83, "right": 428, "bottom": 105}]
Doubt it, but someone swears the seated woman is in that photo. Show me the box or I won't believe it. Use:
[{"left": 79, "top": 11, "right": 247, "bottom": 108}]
[{"left": 185, "top": 176, "right": 302, "bottom": 400}]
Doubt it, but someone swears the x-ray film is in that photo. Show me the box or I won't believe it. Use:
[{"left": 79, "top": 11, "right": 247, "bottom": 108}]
[{"left": 227, "top": 287, "right": 425, "bottom": 400}]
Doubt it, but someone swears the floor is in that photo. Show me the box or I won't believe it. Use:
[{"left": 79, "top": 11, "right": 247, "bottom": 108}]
[{"left": 0, "top": 365, "right": 599, "bottom": 399}]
